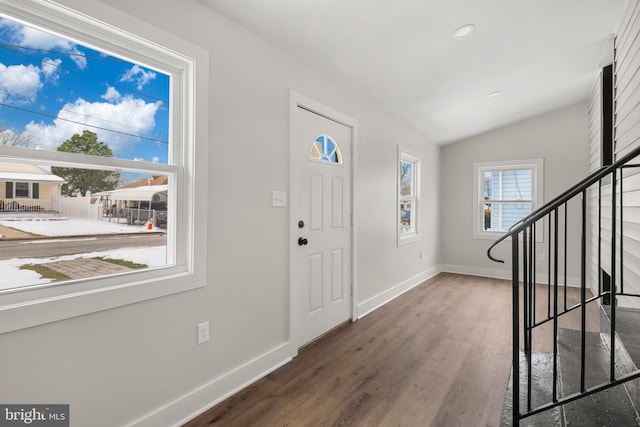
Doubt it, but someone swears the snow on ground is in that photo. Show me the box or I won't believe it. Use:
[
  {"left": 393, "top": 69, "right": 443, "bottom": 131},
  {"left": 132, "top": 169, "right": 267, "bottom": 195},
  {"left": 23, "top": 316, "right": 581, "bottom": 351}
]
[
  {"left": 0, "top": 246, "right": 167, "bottom": 291},
  {"left": 0, "top": 258, "right": 50, "bottom": 289},
  {"left": 0, "top": 218, "right": 154, "bottom": 236}
]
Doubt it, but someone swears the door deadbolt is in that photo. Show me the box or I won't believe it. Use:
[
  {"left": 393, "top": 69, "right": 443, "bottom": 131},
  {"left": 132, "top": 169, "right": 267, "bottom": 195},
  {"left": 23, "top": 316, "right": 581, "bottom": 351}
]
[{"left": 298, "top": 220, "right": 305, "bottom": 229}]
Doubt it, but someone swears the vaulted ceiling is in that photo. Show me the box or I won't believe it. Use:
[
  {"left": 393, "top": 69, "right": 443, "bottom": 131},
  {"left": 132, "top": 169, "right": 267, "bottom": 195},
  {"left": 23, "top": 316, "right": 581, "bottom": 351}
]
[{"left": 202, "top": 0, "right": 628, "bottom": 145}]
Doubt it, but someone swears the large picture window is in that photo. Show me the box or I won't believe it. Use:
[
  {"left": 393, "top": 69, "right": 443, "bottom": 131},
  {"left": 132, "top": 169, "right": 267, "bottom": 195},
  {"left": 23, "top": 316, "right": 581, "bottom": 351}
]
[
  {"left": 0, "top": 0, "right": 207, "bottom": 333},
  {"left": 473, "top": 159, "right": 543, "bottom": 239}
]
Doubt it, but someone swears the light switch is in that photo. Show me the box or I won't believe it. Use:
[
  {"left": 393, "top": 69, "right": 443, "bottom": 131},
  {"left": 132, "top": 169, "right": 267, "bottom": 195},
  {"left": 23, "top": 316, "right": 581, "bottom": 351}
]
[
  {"left": 197, "top": 321, "right": 209, "bottom": 345},
  {"left": 272, "top": 191, "right": 287, "bottom": 207}
]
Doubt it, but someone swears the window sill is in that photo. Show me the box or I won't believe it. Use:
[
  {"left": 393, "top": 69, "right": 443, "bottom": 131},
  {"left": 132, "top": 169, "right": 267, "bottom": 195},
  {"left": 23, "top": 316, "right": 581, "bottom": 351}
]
[
  {"left": 0, "top": 266, "right": 205, "bottom": 334},
  {"left": 474, "top": 231, "right": 544, "bottom": 243},
  {"left": 398, "top": 233, "right": 422, "bottom": 247},
  {"left": 474, "top": 231, "right": 508, "bottom": 241}
]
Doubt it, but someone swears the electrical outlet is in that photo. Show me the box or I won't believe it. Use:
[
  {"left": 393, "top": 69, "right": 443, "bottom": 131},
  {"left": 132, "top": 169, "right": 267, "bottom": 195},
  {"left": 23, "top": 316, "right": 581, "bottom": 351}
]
[{"left": 197, "top": 321, "right": 209, "bottom": 345}]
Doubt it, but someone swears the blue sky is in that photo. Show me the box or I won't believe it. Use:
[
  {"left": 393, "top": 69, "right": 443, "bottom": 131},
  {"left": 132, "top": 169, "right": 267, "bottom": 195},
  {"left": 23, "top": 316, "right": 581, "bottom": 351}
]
[{"left": 0, "top": 16, "right": 170, "bottom": 164}]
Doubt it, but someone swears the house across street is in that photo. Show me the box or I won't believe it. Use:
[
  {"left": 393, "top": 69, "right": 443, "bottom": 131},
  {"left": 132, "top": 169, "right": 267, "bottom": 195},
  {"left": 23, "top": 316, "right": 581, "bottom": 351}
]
[{"left": 0, "top": 161, "right": 66, "bottom": 215}]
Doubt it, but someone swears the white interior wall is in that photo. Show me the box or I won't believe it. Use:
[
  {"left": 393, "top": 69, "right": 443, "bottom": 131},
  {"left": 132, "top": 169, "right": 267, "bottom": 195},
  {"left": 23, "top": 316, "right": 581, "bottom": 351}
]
[
  {"left": 440, "top": 102, "right": 590, "bottom": 282},
  {"left": 0, "top": 0, "right": 440, "bottom": 425}
]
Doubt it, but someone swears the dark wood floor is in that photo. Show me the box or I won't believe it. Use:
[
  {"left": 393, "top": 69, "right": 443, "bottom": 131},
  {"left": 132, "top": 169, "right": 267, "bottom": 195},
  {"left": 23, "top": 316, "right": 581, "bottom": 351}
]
[{"left": 184, "top": 273, "right": 597, "bottom": 427}]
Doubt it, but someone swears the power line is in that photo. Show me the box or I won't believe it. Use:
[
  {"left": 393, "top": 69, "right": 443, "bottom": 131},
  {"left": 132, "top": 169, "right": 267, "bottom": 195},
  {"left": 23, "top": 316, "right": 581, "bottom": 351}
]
[
  {"left": 0, "top": 101, "right": 169, "bottom": 145},
  {"left": 0, "top": 89, "right": 169, "bottom": 141},
  {"left": 0, "top": 43, "right": 126, "bottom": 62}
]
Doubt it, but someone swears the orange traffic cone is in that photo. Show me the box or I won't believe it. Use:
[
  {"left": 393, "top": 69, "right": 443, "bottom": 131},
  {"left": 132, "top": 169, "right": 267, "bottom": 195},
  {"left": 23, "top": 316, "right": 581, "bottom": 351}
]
[{"left": 146, "top": 217, "right": 153, "bottom": 230}]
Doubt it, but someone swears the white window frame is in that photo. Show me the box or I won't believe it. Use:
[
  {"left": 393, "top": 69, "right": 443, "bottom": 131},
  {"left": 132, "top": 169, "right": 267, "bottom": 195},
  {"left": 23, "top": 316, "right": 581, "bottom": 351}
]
[
  {"left": 397, "top": 146, "right": 421, "bottom": 246},
  {"left": 0, "top": 0, "right": 208, "bottom": 334},
  {"left": 473, "top": 158, "right": 543, "bottom": 240}
]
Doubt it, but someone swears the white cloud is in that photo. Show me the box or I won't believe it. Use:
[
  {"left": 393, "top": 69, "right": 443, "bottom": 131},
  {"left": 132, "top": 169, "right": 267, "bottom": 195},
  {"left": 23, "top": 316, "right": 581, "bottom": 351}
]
[
  {"left": 0, "top": 63, "right": 42, "bottom": 102},
  {"left": 8, "top": 22, "right": 87, "bottom": 70},
  {"left": 41, "top": 58, "right": 62, "bottom": 82},
  {"left": 120, "top": 65, "right": 156, "bottom": 90},
  {"left": 18, "top": 25, "right": 74, "bottom": 51},
  {"left": 24, "top": 96, "right": 162, "bottom": 153},
  {"left": 152, "top": 156, "right": 160, "bottom": 163},
  {"left": 102, "top": 87, "right": 121, "bottom": 102},
  {"left": 69, "top": 47, "right": 87, "bottom": 70},
  {"left": 0, "top": 57, "right": 66, "bottom": 103}
]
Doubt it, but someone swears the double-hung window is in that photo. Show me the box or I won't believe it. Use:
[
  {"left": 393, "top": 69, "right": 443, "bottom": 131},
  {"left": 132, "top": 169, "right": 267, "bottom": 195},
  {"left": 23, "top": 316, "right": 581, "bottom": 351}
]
[
  {"left": 14, "top": 182, "right": 30, "bottom": 198},
  {"left": 0, "top": 0, "right": 208, "bottom": 333},
  {"left": 398, "top": 146, "right": 421, "bottom": 245},
  {"left": 473, "top": 159, "right": 543, "bottom": 239}
]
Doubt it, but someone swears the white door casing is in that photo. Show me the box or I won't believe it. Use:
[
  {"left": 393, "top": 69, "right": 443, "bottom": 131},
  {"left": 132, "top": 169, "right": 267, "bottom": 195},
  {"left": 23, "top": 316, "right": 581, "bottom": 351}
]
[{"left": 289, "top": 92, "right": 356, "bottom": 349}]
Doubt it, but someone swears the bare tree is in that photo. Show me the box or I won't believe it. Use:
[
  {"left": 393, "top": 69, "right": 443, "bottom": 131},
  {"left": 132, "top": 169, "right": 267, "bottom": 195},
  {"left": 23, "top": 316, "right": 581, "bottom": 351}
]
[
  {"left": 0, "top": 126, "right": 35, "bottom": 148},
  {"left": 400, "top": 161, "right": 412, "bottom": 196}
]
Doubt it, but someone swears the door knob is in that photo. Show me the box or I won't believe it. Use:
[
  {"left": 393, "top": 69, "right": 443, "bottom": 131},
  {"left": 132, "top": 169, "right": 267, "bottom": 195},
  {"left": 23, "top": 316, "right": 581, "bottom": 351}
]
[{"left": 298, "top": 237, "right": 308, "bottom": 246}]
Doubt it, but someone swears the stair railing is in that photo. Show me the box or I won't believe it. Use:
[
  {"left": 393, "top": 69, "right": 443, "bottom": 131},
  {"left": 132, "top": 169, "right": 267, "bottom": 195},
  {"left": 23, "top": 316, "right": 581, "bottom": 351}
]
[{"left": 488, "top": 143, "right": 640, "bottom": 425}]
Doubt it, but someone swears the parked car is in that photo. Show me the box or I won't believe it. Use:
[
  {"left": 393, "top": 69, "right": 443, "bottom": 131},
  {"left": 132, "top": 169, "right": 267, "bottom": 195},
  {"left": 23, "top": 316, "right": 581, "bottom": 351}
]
[
  {"left": 154, "top": 210, "right": 167, "bottom": 229},
  {"left": 125, "top": 202, "right": 167, "bottom": 228}
]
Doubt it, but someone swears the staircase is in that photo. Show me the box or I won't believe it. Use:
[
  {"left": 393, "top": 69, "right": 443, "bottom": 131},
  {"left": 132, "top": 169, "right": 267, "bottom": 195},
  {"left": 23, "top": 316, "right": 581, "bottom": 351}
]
[
  {"left": 488, "top": 144, "right": 640, "bottom": 425},
  {"left": 500, "top": 325, "right": 640, "bottom": 426}
]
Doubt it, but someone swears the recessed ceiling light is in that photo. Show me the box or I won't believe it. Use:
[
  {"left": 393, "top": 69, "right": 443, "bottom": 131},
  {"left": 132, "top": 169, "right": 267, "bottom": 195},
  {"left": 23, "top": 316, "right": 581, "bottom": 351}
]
[
  {"left": 453, "top": 24, "right": 476, "bottom": 39},
  {"left": 486, "top": 91, "right": 501, "bottom": 98}
]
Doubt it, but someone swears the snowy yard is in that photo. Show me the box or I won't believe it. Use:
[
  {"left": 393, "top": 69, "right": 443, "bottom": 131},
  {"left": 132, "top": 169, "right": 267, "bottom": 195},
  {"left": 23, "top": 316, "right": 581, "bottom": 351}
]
[{"left": 0, "top": 218, "right": 155, "bottom": 236}]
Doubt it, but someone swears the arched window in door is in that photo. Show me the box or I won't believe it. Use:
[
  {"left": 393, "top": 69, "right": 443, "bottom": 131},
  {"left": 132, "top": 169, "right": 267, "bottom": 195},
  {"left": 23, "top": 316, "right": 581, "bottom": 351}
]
[{"left": 310, "top": 134, "right": 342, "bottom": 164}]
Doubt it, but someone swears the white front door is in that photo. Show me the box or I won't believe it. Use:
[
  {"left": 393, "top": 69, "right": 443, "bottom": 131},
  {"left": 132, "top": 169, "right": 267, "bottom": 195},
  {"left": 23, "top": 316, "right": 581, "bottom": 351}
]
[{"left": 291, "top": 101, "right": 353, "bottom": 348}]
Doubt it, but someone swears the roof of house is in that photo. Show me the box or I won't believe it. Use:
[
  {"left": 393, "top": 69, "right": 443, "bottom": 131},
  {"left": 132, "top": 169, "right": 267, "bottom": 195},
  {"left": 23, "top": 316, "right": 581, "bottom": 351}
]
[
  {"left": 0, "top": 161, "right": 65, "bottom": 183},
  {"left": 93, "top": 175, "right": 168, "bottom": 202},
  {"left": 120, "top": 175, "right": 168, "bottom": 188}
]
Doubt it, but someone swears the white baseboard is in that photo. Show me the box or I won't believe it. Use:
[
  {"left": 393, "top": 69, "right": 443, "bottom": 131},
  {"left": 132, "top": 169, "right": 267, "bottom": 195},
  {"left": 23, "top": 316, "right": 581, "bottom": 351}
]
[
  {"left": 441, "top": 264, "right": 511, "bottom": 281},
  {"left": 130, "top": 342, "right": 294, "bottom": 427},
  {"left": 441, "top": 264, "right": 581, "bottom": 287},
  {"left": 356, "top": 265, "right": 441, "bottom": 319}
]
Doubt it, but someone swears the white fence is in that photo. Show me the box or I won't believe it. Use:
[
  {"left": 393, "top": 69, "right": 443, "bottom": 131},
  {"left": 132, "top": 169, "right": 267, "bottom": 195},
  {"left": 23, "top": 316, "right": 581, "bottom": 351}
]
[
  {"left": 58, "top": 196, "right": 166, "bottom": 229},
  {"left": 58, "top": 196, "right": 101, "bottom": 220}
]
